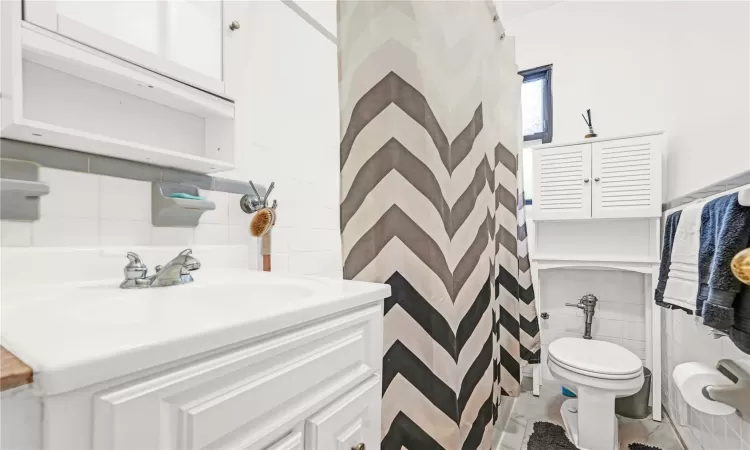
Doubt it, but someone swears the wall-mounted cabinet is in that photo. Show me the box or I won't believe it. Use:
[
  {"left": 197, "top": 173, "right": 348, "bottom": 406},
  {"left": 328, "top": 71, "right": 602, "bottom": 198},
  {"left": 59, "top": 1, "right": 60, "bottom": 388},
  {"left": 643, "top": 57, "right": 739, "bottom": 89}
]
[
  {"left": 0, "top": 0, "right": 238, "bottom": 174},
  {"left": 24, "top": 0, "right": 225, "bottom": 96},
  {"left": 532, "top": 132, "right": 663, "bottom": 221}
]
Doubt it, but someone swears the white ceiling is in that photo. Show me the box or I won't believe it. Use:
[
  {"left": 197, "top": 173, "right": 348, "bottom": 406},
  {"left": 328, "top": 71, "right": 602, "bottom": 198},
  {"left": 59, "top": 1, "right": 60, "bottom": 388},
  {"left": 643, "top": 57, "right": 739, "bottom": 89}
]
[{"left": 501, "top": 1, "right": 565, "bottom": 22}]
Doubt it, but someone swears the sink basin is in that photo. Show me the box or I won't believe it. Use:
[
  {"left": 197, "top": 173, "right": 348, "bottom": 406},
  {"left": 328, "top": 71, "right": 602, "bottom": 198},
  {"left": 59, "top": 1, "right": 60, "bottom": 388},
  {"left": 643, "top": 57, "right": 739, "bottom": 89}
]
[
  {"left": 74, "top": 275, "right": 318, "bottom": 303},
  {"left": 0, "top": 268, "right": 390, "bottom": 395},
  {"left": 187, "top": 283, "right": 315, "bottom": 302}
]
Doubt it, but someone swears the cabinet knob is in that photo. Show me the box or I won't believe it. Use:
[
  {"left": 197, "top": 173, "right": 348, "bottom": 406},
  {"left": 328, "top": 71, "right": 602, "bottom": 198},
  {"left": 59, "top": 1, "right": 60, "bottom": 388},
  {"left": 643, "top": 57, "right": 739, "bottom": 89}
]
[
  {"left": 352, "top": 444, "right": 365, "bottom": 450},
  {"left": 583, "top": 178, "right": 590, "bottom": 183},
  {"left": 594, "top": 177, "right": 601, "bottom": 182},
  {"left": 229, "top": 21, "right": 240, "bottom": 31}
]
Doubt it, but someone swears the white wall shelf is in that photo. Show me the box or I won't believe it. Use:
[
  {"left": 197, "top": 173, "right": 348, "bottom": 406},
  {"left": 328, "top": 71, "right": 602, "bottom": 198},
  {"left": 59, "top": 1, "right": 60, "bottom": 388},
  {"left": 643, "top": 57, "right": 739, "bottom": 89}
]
[
  {"left": 21, "top": 23, "right": 234, "bottom": 118},
  {"left": 533, "top": 255, "right": 660, "bottom": 268}
]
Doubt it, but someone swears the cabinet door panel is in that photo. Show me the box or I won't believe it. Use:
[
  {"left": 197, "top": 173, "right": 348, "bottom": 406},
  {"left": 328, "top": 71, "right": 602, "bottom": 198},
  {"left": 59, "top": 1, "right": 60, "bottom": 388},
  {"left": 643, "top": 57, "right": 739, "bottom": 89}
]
[
  {"left": 56, "top": 1, "right": 161, "bottom": 54},
  {"left": 592, "top": 136, "right": 662, "bottom": 218},
  {"left": 166, "top": 0, "right": 222, "bottom": 80},
  {"left": 532, "top": 143, "right": 592, "bottom": 220},
  {"left": 24, "top": 0, "right": 225, "bottom": 95},
  {"left": 305, "top": 376, "right": 381, "bottom": 450},
  {"left": 92, "top": 305, "right": 382, "bottom": 450}
]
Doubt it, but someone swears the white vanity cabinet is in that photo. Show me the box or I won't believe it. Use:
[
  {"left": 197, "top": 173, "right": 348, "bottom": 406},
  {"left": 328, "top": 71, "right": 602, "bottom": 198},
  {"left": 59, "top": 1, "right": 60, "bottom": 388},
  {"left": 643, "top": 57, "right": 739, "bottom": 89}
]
[
  {"left": 0, "top": 257, "right": 389, "bottom": 450},
  {"left": 23, "top": 0, "right": 225, "bottom": 95},
  {"left": 62, "top": 303, "right": 384, "bottom": 450},
  {"left": 532, "top": 132, "right": 663, "bottom": 221}
]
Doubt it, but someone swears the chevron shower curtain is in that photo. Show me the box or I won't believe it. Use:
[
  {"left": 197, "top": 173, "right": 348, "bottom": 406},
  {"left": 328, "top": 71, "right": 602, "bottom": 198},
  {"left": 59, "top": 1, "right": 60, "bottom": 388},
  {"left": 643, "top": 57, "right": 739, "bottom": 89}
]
[{"left": 338, "top": 1, "right": 539, "bottom": 448}]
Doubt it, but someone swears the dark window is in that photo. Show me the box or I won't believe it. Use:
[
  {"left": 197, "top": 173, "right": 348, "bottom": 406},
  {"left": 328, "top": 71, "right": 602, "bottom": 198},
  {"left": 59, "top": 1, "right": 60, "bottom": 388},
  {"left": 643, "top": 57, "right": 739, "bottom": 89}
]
[{"left": 520, "top": 65, "right": 552, "bottom": 144}]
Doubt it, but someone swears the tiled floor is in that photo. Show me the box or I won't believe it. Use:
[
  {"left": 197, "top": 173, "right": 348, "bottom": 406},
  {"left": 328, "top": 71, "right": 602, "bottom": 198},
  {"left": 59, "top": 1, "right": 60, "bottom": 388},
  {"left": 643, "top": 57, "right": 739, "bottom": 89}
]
[{"left": 497, "top": 379, "right": 685, "bottom": 450}]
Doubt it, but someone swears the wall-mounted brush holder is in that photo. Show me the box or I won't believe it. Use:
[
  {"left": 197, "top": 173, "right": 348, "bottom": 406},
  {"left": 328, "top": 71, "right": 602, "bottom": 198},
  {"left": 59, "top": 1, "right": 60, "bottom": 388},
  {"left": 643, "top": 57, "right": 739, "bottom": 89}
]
[
  {"left": 0, "top": 159, "right": 49, "bottom": 221},
  {"left": 152, "top": 182, "right": 215, "bottom": 227},
  {"left": 240, "top": 181, "right": 276, "bottom": 214}
]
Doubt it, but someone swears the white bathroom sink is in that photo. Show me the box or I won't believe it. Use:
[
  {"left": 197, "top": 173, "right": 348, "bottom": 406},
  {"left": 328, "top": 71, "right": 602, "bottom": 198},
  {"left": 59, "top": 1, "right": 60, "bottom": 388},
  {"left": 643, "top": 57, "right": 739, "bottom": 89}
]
[{"left": 0, "top": 269, "right": 389, "bottom": 395}]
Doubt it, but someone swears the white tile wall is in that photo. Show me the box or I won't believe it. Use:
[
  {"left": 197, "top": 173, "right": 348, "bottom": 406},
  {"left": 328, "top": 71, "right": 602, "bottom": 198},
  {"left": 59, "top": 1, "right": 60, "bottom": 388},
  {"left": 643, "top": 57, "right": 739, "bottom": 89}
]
[
  {"left": 0, "top": 221, "right": 32, "bottom": 247},
  {"left": 0, "top": 169, "right": 262, "bottom": 268},
  {"left": 0, "top": 2, "right": 344, "bottom": 279},
  {"left": 537, "top": 268, "right": 648, "bottom": 380},
  {"left": 1, "top": 164, "right": 342, "bottom": 277},
  {"left": 661, "top": 307, "right": 750, "bottom": 449},
  {"left": 208, "top": 0, "right": 343, "bottom": 279}
]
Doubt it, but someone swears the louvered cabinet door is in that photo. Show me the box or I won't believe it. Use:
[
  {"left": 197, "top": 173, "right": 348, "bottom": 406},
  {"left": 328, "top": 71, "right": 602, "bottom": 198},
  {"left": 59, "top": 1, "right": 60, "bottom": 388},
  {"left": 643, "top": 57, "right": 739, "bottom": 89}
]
[
  {"left": 592, "top": 136, "right": 662, "bottom": 218},
  {"left": 533, "top": 144, "right": 592, "bottom": 220}
]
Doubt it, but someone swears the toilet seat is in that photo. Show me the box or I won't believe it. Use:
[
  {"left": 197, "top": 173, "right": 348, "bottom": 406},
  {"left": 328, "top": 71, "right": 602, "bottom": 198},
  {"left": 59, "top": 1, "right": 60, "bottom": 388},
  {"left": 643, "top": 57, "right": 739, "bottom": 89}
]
[{"left": 548, "top": 337, "right": 642, "bottom": 379}]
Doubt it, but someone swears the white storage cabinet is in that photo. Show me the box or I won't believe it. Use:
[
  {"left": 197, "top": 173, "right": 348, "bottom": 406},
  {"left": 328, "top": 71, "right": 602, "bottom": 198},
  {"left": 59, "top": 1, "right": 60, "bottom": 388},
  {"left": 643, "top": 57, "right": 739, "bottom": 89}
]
[
  {"left": 0, "top": 0, "right": 239, "bottom": 173},
  {"left": 23, "top": 0, "right": 225, "bottom": 95},
  {"left": 12, "top": 303, "right": 383, "bottom": 450},
  {"left": 532, "top": 133, "right": 663, "bottom": 221}
]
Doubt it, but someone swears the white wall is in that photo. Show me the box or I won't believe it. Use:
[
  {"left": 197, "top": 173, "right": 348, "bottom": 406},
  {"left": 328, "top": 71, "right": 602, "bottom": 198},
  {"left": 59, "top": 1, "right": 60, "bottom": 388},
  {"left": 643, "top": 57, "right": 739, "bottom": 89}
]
[
  {"left": 508, "top": 1, "right": 750, "bottom": 202},
  {"left": 0, "top": 0, "right": 343, "bottom": 279},
  {"left": 512, "top": 3, "right": 750, "bottom": 449},
  {"left": 224, "top": 0, "right": 342, "bottom": 277}
]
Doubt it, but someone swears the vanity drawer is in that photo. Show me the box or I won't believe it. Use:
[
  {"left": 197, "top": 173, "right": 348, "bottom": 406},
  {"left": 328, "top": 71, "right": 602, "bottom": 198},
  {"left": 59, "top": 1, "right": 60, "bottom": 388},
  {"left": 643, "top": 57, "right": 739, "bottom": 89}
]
[{"left": 92, "top": 303, "right": 383, "bottom": 450}]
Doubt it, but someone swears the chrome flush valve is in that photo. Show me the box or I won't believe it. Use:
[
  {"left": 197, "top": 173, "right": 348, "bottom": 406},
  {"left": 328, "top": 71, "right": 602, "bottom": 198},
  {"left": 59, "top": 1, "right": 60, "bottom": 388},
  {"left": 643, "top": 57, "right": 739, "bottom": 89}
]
[{"left": 565, "top": 293, "right": 599, "bottom": 339}]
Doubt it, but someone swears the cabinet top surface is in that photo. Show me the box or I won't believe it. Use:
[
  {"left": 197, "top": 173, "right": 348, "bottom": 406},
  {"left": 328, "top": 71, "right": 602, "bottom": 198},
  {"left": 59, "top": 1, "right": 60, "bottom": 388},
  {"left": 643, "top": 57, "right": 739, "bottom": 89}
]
[
  {"left": 531, "top": 131, "right": 664, "bottom": 150},
  {"left": 0, "top": 270, "right": 390, "bottom": 395}
]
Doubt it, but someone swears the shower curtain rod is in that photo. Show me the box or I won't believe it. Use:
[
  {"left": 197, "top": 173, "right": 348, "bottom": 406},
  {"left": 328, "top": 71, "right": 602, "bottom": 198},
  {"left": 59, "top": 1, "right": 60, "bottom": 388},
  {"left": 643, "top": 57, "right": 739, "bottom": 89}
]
[{"left": 484, "top": 0, "right": 507, "bottom": 39}]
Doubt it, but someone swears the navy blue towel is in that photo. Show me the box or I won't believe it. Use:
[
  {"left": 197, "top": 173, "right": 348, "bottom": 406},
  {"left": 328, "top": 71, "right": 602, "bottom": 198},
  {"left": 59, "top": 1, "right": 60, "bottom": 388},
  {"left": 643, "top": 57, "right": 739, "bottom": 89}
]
[
  {"left": 655, "top": 210, "right": 693, "bottom": 314},
  {"left": 730, "top": 284, "right": 750, "bottom": 354},
  {"left": 699, "top": 193, "right": 750, "bottom": 331}
]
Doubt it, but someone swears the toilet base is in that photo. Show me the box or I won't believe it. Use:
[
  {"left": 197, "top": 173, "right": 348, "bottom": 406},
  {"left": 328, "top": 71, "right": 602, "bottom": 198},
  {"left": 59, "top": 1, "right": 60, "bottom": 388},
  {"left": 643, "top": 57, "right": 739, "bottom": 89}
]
[{"left": 560, "top": 398, "right": 618, "bottom": 450}]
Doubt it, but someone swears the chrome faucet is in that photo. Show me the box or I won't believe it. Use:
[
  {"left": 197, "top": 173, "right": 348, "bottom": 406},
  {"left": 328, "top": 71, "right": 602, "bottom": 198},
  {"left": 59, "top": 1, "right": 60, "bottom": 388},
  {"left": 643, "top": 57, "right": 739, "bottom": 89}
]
[{"left": 120, "top": 249, "right": 200, "bottom": 289}]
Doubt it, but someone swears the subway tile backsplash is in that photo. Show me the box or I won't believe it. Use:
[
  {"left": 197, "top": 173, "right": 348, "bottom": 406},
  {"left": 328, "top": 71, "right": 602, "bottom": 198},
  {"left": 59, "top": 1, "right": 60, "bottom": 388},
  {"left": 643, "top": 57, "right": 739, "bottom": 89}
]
[
  {"left": 537, "top": 268, "right": 648, "bottom": 380},
  {"left": 0, "top": 139, "right": 344, "bottom": 279}
]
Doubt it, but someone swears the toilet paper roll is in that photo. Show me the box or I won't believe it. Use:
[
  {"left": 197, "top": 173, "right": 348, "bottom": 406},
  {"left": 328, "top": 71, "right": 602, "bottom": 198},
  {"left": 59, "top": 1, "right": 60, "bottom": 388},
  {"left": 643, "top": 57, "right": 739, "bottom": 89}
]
[{"left": 673, "top": 362, "right": 736, "bottom": 416}]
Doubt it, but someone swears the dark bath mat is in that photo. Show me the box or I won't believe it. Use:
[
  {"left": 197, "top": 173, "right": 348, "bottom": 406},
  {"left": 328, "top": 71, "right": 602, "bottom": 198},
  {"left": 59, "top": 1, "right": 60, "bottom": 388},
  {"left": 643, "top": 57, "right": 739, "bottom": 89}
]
[{"left": 526, "top": 421, "right": 663, "bottom": 450}]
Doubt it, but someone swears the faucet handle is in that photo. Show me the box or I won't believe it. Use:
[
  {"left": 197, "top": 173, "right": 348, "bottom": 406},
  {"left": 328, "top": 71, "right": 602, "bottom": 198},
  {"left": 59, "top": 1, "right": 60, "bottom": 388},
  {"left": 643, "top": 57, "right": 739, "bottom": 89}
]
[
  {"left": 127, "top": 252, "right": 142, "bottom": 264},
  {"left": 565, "top": 302, "right": 583, "bottom": 308},
  {"left": 178, "top": 249, "right": 192, "bottom": 256},
  {"left": 124, "top": 252, "right": 147, "bottom": 280}
]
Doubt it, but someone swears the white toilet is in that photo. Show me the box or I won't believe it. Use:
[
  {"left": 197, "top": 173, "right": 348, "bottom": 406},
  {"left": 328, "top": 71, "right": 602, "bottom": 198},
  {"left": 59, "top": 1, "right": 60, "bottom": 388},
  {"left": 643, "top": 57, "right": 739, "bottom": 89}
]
[{"left": 547, "top": 337, "right": 644, "bottom": 450}]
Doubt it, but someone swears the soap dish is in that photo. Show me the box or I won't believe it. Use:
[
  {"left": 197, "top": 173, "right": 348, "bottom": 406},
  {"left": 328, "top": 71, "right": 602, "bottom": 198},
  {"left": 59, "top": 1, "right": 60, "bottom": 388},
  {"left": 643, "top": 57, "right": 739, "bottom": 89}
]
[{"left": 152, "top": 182, "right": 215, "bottom": 227}]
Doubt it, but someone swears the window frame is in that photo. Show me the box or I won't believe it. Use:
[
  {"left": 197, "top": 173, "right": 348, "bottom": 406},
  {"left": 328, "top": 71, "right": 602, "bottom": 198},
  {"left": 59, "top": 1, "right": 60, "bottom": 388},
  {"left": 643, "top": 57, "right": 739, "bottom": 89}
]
[{"left": 519, "top": 64, "right": 553, "bottom": 144}]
